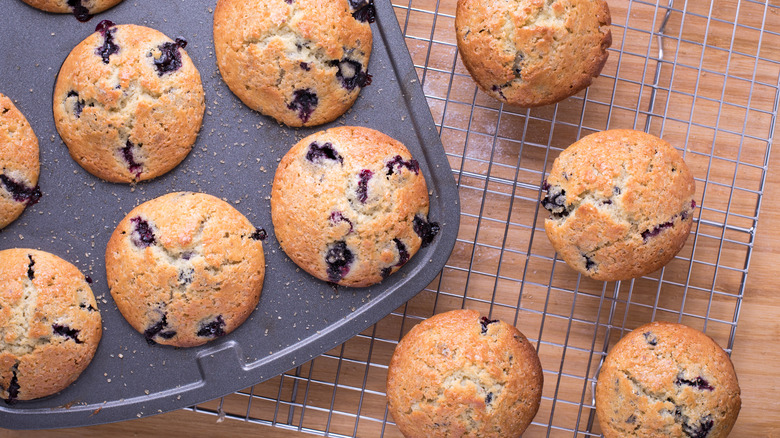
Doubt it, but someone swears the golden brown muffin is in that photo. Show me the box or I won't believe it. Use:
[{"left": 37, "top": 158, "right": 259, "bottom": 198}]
[
  {"left": 271, "top": 126, "right": 438, "bottom": 287},
  {"left": 0, "top": 94, "right": 40, "bottom": 230},
  {"left": 455, "top": 0, "right": 611, "bottom": 107},
  {"left": 105, "top": 192, "right": 265, "bottom": 347},
  {"left": 595, "top": 321, "right": 741, "bottom": 438},
  {"left": 53, "top": 21, "right": 205, "bottom": 183},
  {"left": 542, "top": 129, "right": 696, "bottom": 281},
  {"left": 0, "top": 249, "right": 101, "bottom": 403},
  {"left": 386, "top": 309, "right": 543, "bottom": 437},
  {"left": 213, "top": 0, "right": 374, "bottom": 127},
  {"left": 19, "top": 0, "right": 123, "bottom": 21}
]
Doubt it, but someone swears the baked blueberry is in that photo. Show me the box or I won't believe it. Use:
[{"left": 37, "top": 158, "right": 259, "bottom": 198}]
[
  {"left": 479, "top": 316, "right": 498, "bottom": 334},
  {"left": 66, "top": 91, "right": 86, "bottom": 118},
  {"left": 151, "top": 38, "right": 187, "bottom": 76},
  {"left": 330, "top": 58, "right": 372, "bottom": 90},
  {"left": 95, "top": 20, "right": 119, "bottom": 64},
  {"left": 287, "top": 89, "right": 318, "bottom": 123},
  {"left": 325, "top": 240, "right": 353, "bottom": 283},
  {"left": 541, "top": 182, "right": 569, "bottom": 219},
  {"left": 350, "top": 0, "right": 376, "bottom": 23},
  {"left": 0, "top": 174, "right": 42, "bottom": 206},
  {"left": 26, "top": 255, "right": 34, "bottom": 280},
  {"left": 144, "top": 313, "right": 176, "bottom": 344},
  {"left": 329, "top": 211, "right": 353, "bottom": 232},
  {"left": 67, "top": 0, "right": 91, "bottom": 22},
  {"left": 306, "top": 141, "right": 343, "bottom": 164},
  {"left": 52, "top": 323, "right": 83, "bottom": 344},
  {"left": 120, "top": 140, "right": 143, "bottom": 178},
  {"left": 3, "top": 368, "right": 19, "bottom": 404},
  {"left": 356, "top": 169, "right": 373, "bottom": 203},
  {"left": 413, "top": 215, "right": 440, "bottom": 248},
  {"left": 643, "top": 331, "right": 658, "bottom": 346},
  {"left": 196, "top": 315, "right": 226, "bottom": 338},
  {"left": 129, "top": 216, "right": 155, "bottom": 248},
  {"left": 675, "top": 375, "right": 714, "bottom": 391},
  {"left": 386, "top": 155, "right": 420, "bottom": 175},
  {"left": 250, "top": 227, "right": 267, "bottom": 241}
]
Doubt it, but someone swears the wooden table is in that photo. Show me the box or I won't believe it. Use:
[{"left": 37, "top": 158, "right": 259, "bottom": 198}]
[{"left": 3, "top": 0, "right": 779, "bottom": 436}]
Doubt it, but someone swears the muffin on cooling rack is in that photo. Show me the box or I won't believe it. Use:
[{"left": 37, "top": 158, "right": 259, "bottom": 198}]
[
  {"left": 53, "top": 21, "right": 204, "bottom": 183},
  {"left": 19, "top": 0, "right": 123, "bottom": 21},
  {"left": 595, "top": 321, "right": 741, "bottom": 438},
  {"left": 542, "top": 129, "right": 696, "bottom": 281},
  {"left": 0, "top": 249, "right": 102, "bottom": 403},
  {"left": 213, "top": 0, "right": 374, "bottom": 127},
  {"left": 271, "top": 126, "right": 438, "bottom": 287},
  {"left": 106, "top": 192, "right": 266, "bottom": 347},
  {"left": 0, "top": 94, "right": 41, "bottom": 230},
  {"left": 386, "top": 309, "right": 543, "bottom": 437},
  {"left": 455, "top": 0, "right": 612, "bottom": 107}
]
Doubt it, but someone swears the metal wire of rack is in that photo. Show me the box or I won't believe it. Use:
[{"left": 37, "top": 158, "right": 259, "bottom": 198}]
[{"left": 189, "top": 0, "right": 780, "bottom": 436}]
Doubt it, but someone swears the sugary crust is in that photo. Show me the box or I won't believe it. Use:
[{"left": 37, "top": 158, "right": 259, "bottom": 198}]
[
  {"left": 455, "top": 0, "right": 611, "bottom": 107},
  {"left": 213, "top": 0, "right": 373, "bottom": 127},
  {"left": 595, "top": 321, "right": 741, "bottom": 437},
  {"left": 544, "top": 129, "right": 696, "bottom": 281},
  {"left": 105, "top": 192, "right": 265, "bottom": 347},
  {"left": 271, "top": 126, "right": 429, "bottom": 287},
  {"left": 386, "top": 309, "right": 543, "bottom": 437},
  {"left": 0, "top": 94, "right": 40, "bottom": 229},
  {"left": 53, "top": 23, "right": 205, "bottom": 183},
  {"left": 20, "top": 0, "right": 122, "bottom": 14},
  {"left": 0, "top": 248, "right": 101, "bottom": 402}
]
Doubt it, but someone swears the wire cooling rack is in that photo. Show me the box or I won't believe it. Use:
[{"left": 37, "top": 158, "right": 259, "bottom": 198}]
[{"left": 189, "top": 0, "right": 779, "bottom": 436}]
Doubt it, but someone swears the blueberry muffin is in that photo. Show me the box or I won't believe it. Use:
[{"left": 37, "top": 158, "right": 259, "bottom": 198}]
[
  {"left": 455, "top": 0, "right": 611, "bottom": 107},
  {"left": 0, "top": 94, "right": 41, "bottom": 230},
  {"left": 53, "top": 21, "right": 205, "bottom": 183},
  {"left": 213, "top": 0, "right": 374, "bottom": 127},
  {"left": 271, "top": 126, "right": 438, "bottom": 287},
  {"left": 19, "top": 0, "right": 123, "bottom": 21},
  {"left": 386, "top": 309, "right": 543, "bottom": 437},
  {"left": 0, "top": 249, "right": 101, "bottom": 403},
  {"left": 105, "top": 192, "right": 266, "bottom": 347},
  {"left": 542, "top": 129, "right": 696, "bottom": 281},
  {"left": 595, "top": 321, "right": 741, "bottom": 437}
]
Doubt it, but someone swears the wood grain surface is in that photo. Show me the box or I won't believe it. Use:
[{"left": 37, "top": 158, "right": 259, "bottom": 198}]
[{"left": 3, "top": 0, "right": 779, "bottom": 436}]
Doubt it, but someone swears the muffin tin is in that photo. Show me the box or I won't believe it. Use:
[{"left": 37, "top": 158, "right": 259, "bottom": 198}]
[{"left": 0, "top": 0, "right": 459, "bottom": 428}]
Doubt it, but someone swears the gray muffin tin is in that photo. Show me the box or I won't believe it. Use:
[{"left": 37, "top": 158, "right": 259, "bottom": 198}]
[{"left": 0, "top": 0, "right": 459, "bottom": 429}]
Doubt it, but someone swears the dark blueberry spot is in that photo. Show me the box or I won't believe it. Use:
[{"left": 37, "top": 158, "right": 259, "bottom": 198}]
[
  {"left": 413, "top": 215, "right": 440, "bottom": 248},
  {"left": 325, "top": 240, "right": 353, "bottom": 283},
  {"left": 3, "top": 367, "right": 19, "bottom": 404},
  {"left": 643, "top": 331, "right": 657, "bottom": 346},
  {"left": 306, "top": 141, "right": 343, "bottom": 164},
  {"left": 52, "top": 323, "right": 83, "bottom": 344},
  {"left": 178, "top": 267, "right": 194, "bottom": 286},
  {"left": 130, "top": 216, "right": 156, "bottom": 248},
  {"left": 80, "top": 302, "right": 97, "bottom": 312},
  {"left": 541, "top": 184, "right": 569, "bottom": 219},
  {"left": 196, "top": 315, "right": 226, "bottom": 338},
  {"left": 682, "top": 415, "right": 714, "bottom": 438},
  {"left": 674, "top": 375, "right": 714, "bottom": 391},
  {"left": 356, "top": 169, "right": 373, "bottom": 203},
  {"left": 641, "top": 221, "right": 675, "bottom": 241},
  {"left": 485, "top": 392, "right": 494, "bottom": 405},
  {"left": 150, "top": 39, "right": 187, "bottom": 76},
  {"left": 26, "top": 255, "right": 34, "bottom": 280},
  {"left": 491, "top": 84, "right": 507, "bottom": 100},
  {"left": 120, "top": 140, "right": 143, "bottom": 178},
  {"left": 350, "top": 0, "right": 376, "bottom": 23},
  {"left": 691, "top": 200, "right": 697, "bottom": 209},
  {"left": 67, "top": 90, "right": 87, "bottom": 118},
  {"left": 67, "top": 0, "right": 91, "bottom": 22},
  {"left": 329, "top": 212, "right": 354, "bottom": 233},
  {"left": 583, "top": 254, "right": 596, "bottom": 271},
  {"left": 513, "top": 52, "right": 524, "bottom": 78},
  {"left": 0, "top": 174, "right": 42, "bottom": 206},
  {"left": 84, "top": 275, "right": 93, "bottom": 284},
  {"left": 626, "top": 414, "right": 636, "bottom": 424},
  {"left": 479, "top": 316, "right": 498, "bottom": 334},
  {"left": 541, "top": 180, "right": 551, "bottom": 191},
  {"left": 144, "top": 313, "right": 176, "bottom": 344},
  {"left": 95, "top": 21, "right": 119, "bottom": 64},
  {"left": 250, "top": 227, "right": 267, "bottom": 241},
  {"left": 300, "top": 62, "right": 310, "bottom": 71},
  {"left": 393, "top": 238, "right": 409, "bottom": 266},
  {"left": 380, "top": 267, "right": 392, "bottom": 279},
  {"left": 613, "top": 186, "right": 622, "bottom": 195},
  {"left": 329, "top": 58, "right": 372, "bottom": 90},
  {"left": 602, "top": 199, "right": 612, "bottom": 205},
  {"left": 287, "top": 89, "right": 318, "bottom": 123},
  {"left": 284, "top": 0, "right": 293, "bottom": 3},
  {"left": 386, "top": 155, "right": 420, "bottom": 176}
]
